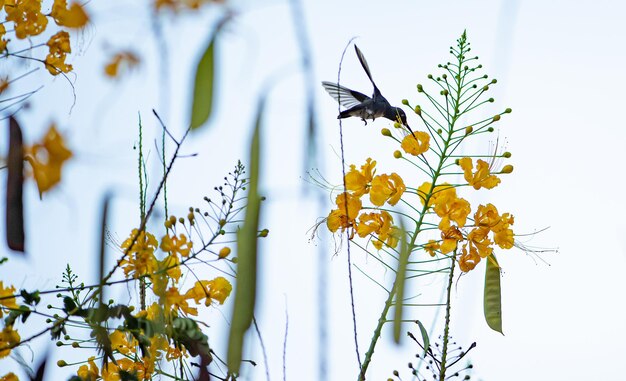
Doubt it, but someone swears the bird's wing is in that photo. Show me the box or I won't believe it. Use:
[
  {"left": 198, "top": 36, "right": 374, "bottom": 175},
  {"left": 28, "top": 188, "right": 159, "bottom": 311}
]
[
  {"left": 354, "top": 45, "right": 377, "bottom": 88},
  {"left": 321, "top": 81, "right": 370, "bottom": 109}
]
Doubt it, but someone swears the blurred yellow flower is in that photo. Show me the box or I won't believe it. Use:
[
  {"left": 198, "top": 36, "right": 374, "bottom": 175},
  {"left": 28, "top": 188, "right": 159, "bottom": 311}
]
[
  {"left": 45, "top": 31, "right": 73, "bottom": 75},
  {"left": 104, "top": 51, "right": 140, "bottom": 78},
  {"left": 185, "top": 277, "right": 232, "bottom": 306},
  {"left": 160, "top": 233, "right": 192, "bottom": 258},
  {"left": 110, "top": 330, "right": 138, "bottom": 355},
  {"left": 51, "top": 0, "right": 88, "bottom": 28},
  {"left": 0, "top": 372, "right": 18, "bottom": 381},
  {"left": 24, "top": 124, "right": 72, "bottom": 196},
  {"left": 77, "top": 356, "right": 99, "bottom": 381},
  {"left": 165, "top": 287, "right": 197, "bottom": 316},
  {"left": 0, "top": 326, "right": 20, "bottom": 358},
  {"left": 5, "top": 0, "right": 48, "bottom": 39},
  {"left": 0, "top": 282, "right": 18, "bottom": 318}
]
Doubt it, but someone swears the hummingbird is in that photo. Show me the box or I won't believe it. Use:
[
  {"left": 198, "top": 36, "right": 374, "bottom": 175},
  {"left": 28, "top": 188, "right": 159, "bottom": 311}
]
[{"left": 322, "top": 45, "right": 415, "bottom": 137}]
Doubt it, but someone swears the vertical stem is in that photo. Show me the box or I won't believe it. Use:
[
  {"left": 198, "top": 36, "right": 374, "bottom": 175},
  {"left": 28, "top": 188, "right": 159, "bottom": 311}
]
[{"left": 439, "top": 255, "right": 456, "bottom": 380}]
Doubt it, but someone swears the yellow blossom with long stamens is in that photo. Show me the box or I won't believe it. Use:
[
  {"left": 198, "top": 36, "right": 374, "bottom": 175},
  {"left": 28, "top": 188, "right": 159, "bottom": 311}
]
[
  {"left": 45, "top": 31, "right": 73, "bottom": 75},
  {"left": 51, "top": 0, "right": 89, "bottom": 28},
  {"left": 5, "top": 0, "right": 48, "bottom": 39},
  {"left": 459, "top": 157, "right": 501, "bottom": 190},
  {"left": 185, "top": 277, "right": 232, "bottom": 306},
  {"left": 24, "top": 123, "right": 72, "bottom": 196},
  {"left": 327, "top": 192, "right": 362, "bottom": 234}
]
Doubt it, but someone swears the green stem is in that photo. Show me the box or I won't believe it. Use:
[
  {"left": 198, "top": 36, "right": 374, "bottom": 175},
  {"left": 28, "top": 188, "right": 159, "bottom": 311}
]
[
  {"left": 357, "top": 34, "right": 469, "bottom": 380},
  {"left": 439, "top": 255, "right": 456, "bottom": 380}
]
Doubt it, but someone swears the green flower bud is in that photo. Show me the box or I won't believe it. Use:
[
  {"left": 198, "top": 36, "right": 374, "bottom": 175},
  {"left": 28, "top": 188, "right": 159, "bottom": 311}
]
[
  {"left": 414, "top": 105, "right": 421, "bottom": 115},
  {"left": 503, "top": 151, "right": 512, "bottom": 158},
  {"left": 505, "top": 108, "right": 512, "bottom": 113},
  {"left": 488, "top": 127, "right": 494, "bottom": 132},
  {"left": 259, "top": 229, "right": 269, "bottom": 237},
  {"left": 465, "top": 126, "right": 473, "bottom": 135},
  {"left": 493, "top": 115, "right": 501, "bottom": 122},
  {"left": 483, "top": 85, "right": 489, "bottom": 91},
  {"left": 57, "top": 360, "right": 67, "bottom": 367},
  {"left": 417, "top": 84, "right": 423, "bottom": 92},
  {"left": 56, "top": 341, "right": 63, "bottom": 347},
  {"left": 381, "top": 128, "right": 391, "bottom": 136},
  {"left": 401, "top": 99, "right": 409, "bottom": 106},
  {"left": 491, "top": 79, "right": 497, "bottom": 84}
]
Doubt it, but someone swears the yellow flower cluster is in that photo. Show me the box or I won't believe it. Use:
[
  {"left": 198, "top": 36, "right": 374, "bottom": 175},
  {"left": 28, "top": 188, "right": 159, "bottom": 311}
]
[
  {"left": 418, "top": 171, "right": 514, "bottom": 272},
  {"left": 1, "top": 0, "right": 89, "bottom": 75},
  {"left": 327, "top": 158, "right": 405, "bottom": 250}
]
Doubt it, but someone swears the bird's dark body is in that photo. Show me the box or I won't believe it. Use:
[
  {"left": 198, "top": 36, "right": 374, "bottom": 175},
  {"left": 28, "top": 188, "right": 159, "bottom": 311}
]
[{"left": 322, "top": 45, "right": 414, "bottom": 136}]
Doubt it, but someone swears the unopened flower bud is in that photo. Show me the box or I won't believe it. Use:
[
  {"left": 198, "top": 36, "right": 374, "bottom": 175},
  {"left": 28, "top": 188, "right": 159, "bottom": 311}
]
[
  {"left": 219, "top": 247, "right": 231, "bottom": 259},
  {"left": 56, "top": 341, "right": 63, "bottom": 347},
  {"left": 71, "top": 342, "right": 79, "bottom": 348},
  {"left": 259, "top": 229, "right": 269, "bottom": 237},
  {"left": 491, "top": 79, "right": 497, "bottom": 84},
  {"left": 455, "top": 158, "right": 460, "bottom": 165},
  {"left": 57, "top": 360, "right": 68, "bottom": 367},
  {"left": 465, "top": 126, "right": 473, "bottom": 135},
  {"left": 393, "top": 122, "right": 402, "bottom": 129},
  {"left": 417, "top": 84, "right": 423, "bottom": 92},
  {"left": 402, "top": 99, "right": 409, "bottom": 106},
  {"left": 414, "top": 105, "right": 421, "bottom": 115},
  {"left": 505, "top": 108, "right": 512, "bottom": 113},
  {"left": 393, "top": 150, "right": 402, "bottom": 159},
  {"left": 488, "top": 127, "right": 494, "bottom": 132},
  {"left": 441, "top": 89, "right": 449, "bottom": 96},
  {"left": 381, "top": 128, "right": 391, "bottom": 136},
  {"left": 501, "top": 165, "right": 514, "bottom": 173},
  {"left": 493, "top": 115, "right": 501, "bottom": 122},
  {"left": 483, "top": 85, "right": 489, "bottom": 91},
  {"left": 219, "top": 219, "right": 226, "bottom": 227},
  {"left": 231, "top": 257, "right": 238, "bottom": 264},
  {"left": 503, "top": 151, "right": 512, "bottom": 158}
]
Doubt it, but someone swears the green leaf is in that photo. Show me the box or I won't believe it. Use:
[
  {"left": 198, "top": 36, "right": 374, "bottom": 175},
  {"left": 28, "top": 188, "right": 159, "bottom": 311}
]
[
  {"left": 189, "top": 34, "right": 216, "bottom": 130},
  {"left": 393, "top": 220, "right": 409, "bottom": 343},
  {"left": 227, "top": 98, "right": 264, "bottom": 374},
  {"left": 484, "top": 254, "right": 503, "bottom": 334}
]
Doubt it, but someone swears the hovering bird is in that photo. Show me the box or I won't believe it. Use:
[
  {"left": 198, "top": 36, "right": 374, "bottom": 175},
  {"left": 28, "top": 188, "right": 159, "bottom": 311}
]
[{"left": 322, "top": 45, "right": 415, "bottom": 137}]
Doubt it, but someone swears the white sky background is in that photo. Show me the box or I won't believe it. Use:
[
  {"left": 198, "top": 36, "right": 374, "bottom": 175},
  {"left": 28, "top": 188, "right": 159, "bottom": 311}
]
[{"left": 1, "top": 0, "right": 626, "bottom": 380}]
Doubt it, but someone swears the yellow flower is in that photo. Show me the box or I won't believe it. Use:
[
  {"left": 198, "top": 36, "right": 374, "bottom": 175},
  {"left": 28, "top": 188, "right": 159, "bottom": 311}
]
[
  {"left": 458, "top": 244, "right": 481, "bottom": 272},
  {"left": 160, "top": 233, "right": 192, "bottom": 258},
  {"left": 400, "top": 131, "right": 430, "bottom": 156},
  {"left": 0, "top": 326, "right": 19, "bottom": 358},
  {"left": 417, "top": 182, "right": 456, "bottom": 208},
  {"left": 356, "top": 211, "right": 399, "bottom": 250},
  {"left": 110, "top": 330, "right": 137, "bottom": 355},
  {"left": 5, "top": 0, "right": 48, "bottom": 39},
  {"left": 159, "top": 254, "right": 181, "bottom": 282},
  {"left": 433, "top": 195, "right": 471, "bottom": 231},
  {"left": 77, "top": 356, "right": 99, "bottom": 381},
  {"left": 104, "top": 51, "right": 140, "bottom": 78},
  {"left": 24, "top": 124, "right": 72, "bottom": 196},
  {"left": 102, "top": 358, "right": 141, "bottom": 381},
  {"left": 459, "top": 157, "right": 501, "bottom": 190},
  {"left": 369, "top": 173, "right": 405, "bottom": 206},
  {"left": 345, "top": 158, "right": 376, "bottom": 197},
  {"left": 439, "top": 226, "right": 462, "bottom": 254},
  {"left": 466, "top": 227, "right": 493, "bottom": 258},
  {"left": 51, "top": 0, "right": 88, "bottom": 28},
  {"left": 0, "top": 24, "right": 8, "bottom": 52},
  {"left": 473, "top": 203, "right": 501, "bottom": 230},
  {"left": 44, "top": 31, "right": 73, "bottom": 75},
  {"left": 492, "top": 213, "right": 514, "bottom": 249},
  {"left": 0, "top": 372, "right": 18, "bottom": 381},
  {"left": 424, "top": 239, "right": 440, "bottom": 257},
  {"left": 327, "top": 192, "right": 362, "bottom": 234},
  {"left": 185, "top": 277, "right": 233, "bottom": 306},
  {"left": 218, "top": 246, "right": 231, "bottom": 259},
  {"left": 120, "top": 229, "right": 158, "bottom": 278},
  {"left": 164, "top": 287, "right": 198, "bottom": 316},
  {"left": 356, "top": 211, "right": 393, "bottom": 238},
  {"left": 0, "top": 282, "right": 18, "bottom": 318}
]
